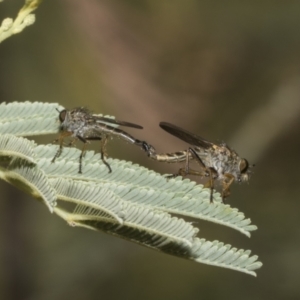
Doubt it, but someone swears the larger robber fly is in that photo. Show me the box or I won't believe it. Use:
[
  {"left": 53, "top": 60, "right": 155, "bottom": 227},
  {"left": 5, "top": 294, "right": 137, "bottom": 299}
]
[
  {"left": 52, "top": 107, "right": 154, "bottom": 173},
  {"left": 149, "top": 122, "right": 253, "bottom": 203}
]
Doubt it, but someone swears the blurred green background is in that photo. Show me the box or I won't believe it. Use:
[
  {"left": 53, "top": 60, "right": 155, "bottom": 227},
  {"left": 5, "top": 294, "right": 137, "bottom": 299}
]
[{"left": 1, "top": 1, "right": 300, "bottom": 299}]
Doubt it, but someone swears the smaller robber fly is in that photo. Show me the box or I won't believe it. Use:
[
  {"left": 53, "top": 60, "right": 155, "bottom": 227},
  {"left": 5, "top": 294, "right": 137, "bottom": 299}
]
[
  {"left": 148, "top": 122, "right": 253, "bottom": 203},
  {"left": 52, "top": 107, "right": 154, "bottom": 173}
]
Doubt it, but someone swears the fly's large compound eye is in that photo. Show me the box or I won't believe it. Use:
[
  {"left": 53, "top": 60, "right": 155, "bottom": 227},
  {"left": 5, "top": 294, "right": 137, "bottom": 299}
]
[
  {"left": 58, "top": 109, "right": 67, "bottom": 123},
  {"left": 239, "top": 159, "right": 249, "bottom": 173}
]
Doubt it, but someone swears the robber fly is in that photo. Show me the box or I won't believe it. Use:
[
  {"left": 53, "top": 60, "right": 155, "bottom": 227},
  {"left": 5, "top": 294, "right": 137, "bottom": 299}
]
[
  {"left": 52, "top": 107, "right": 154, "bottom": 173},
  {"left": 149, "top": 122, "right": 253, "bottom": 203}
]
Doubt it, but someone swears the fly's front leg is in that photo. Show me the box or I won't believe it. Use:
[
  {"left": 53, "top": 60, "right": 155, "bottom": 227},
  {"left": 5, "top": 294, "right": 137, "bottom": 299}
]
[
  {"left": 52, "top": 135, "right": 73, "bottom": 146},
  {"left": 100, "top": 137, "right": 112, "bottom": 173},
  {"left": 68, "top": 138, "right": 78, "bottom": 147},
  {"left": 51, "top": 132, "right": 72, "bottom": 163},
  {"left": 221, "top": 173, "right": 235, "bottom": 202}
]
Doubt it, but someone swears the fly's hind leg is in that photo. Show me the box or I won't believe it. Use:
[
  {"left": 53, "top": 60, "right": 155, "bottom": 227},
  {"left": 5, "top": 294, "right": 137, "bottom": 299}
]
[
  {"left": 167, "top": 147, "right": 207, "bottom": 178},
  {"left": 177, "top": 147, "right": 207, "bottom": 177},
  {"left": 100, "top": 137, "right": 112, "bottom": 173},
  {"left": 83, "top": 136, "right": 112, "bottom": 173},
  {"left": 185, "top": 147, "right": 207, "bottom": 174},
  {"left": 170, "top": 167, "right": 207, "bottom": 179},
  {"left": 180, "top": 147, "right": 208, "bottom": 177}
]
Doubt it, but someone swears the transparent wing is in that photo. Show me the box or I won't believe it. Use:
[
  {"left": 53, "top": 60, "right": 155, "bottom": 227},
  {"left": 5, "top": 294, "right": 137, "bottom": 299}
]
[
  {"left": 159, "top": 122, "right": 213, "bottom": 149},
  {"left": 94, "top": 116, "right": 143, "bottom": 129}
]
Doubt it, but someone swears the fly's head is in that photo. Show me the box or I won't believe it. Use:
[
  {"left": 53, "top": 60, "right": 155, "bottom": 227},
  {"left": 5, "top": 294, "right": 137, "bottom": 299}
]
[
  {"left": 56, "top": 108, "right": 69, "bottom": 131},
  {"left": 237, "top": 158, "right": 254, "bottom": 182},
  {"left": 57, "top": 107, "right": 90, "bottom": 135},
  {"left": 58, "top": 109, "right": 67, "bottom": 123}
]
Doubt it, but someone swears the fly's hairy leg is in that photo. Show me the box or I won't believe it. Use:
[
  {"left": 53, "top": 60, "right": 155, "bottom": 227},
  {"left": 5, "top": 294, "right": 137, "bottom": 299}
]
[
  {"left": 165, "top": 147, "right": 207, "bottom": 178},
  {"left": 68, "top": 138, "right": 78, "bottom": 147},
  {"left": 203, "top": 168, "right": 218, "bottom": 203},
  {"left": 167, "top": 167, "right": 207, "bottom": 179},
  {"left": 221, "top": 173, "right": 235, "bottom": 202},
  {"left": 77, "top": 136, "right": 89, "bottom": 174},
  {"left": 178, "top": 147, "right": 207, "bottom": 176},
  {"left": 148, "top": 146, "right": 206, "bottom": 179},
  {"left": 175, "top": 148, "right": 206, "bottom": 177},
  {"left": 51, "top": 132, "right": 72, "bottom": 163},
  {"left": 79, "top": 143, "right": 87, "bottom": 174},
  {"left": 184, "top": 147, "right": 191, "bottom": 174},
  {"left": 100, "top": 137, "right": 112, "bottom": 173},
  {"left": 80, "top": 136, "right": 111, "bottom": 173}
]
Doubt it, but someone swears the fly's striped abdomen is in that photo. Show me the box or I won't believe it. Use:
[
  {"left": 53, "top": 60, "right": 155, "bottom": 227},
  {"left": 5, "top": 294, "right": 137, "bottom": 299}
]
[
  {"left": 150, "top": 150, "right": 189, "bottom": 163},
  {"left": 98, "top": 125, "right": 152, "bottom": 153},
  {"left": 97, "top": 124, "right": 141, "bottom": 145}
]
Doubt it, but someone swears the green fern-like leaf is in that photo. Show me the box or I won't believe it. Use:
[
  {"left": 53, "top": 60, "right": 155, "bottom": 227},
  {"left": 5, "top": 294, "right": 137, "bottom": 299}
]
[
  {"left": 0, "top": 159, "right": 57, "bottom": 212},
  {"left": 50, "top": 177, "right": 126, "bottom": 225},
  {"left": 34, "top": 145, "right": 256, "bottom": 237},
  {"left": 53, "top": 206, "right": 261, "bottom": 276},
  {"left": 0, "top": 102, "right": 63, "bottom": 136},
  {"left": 0, "top": 134, "right": 37, "bottom": 163},
  {"left": 0, "top": 102, "right": 262, "bottom": 276}
]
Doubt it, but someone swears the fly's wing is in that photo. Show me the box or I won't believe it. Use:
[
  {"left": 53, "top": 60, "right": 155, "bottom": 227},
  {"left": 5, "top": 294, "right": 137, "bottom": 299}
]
[
  {"left": 93, "top": 116, "right": 143, "bottom": 129},
  {"left": 159, "top": 122, "right": 213, "bottom": 149}
]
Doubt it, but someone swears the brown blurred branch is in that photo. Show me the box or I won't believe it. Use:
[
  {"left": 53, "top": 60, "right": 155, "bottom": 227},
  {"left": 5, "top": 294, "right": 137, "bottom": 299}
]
[
  {"left": 63, "top": 0, "right": 203, "bottom": 149},
  {"left": 63, "top": 0, "right": 300, "bottom": 165}
]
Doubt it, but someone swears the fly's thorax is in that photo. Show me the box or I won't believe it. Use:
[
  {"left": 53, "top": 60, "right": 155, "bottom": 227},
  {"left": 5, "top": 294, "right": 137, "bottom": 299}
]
[
  {"left": 59, "top": 109, "right": 88, "bottom": 135},
  {"left": 209, "top": 145, "right": 232, "bottom": 171},
  {"left": 204, "top": 145, "right": 250, "bottom": 182}
]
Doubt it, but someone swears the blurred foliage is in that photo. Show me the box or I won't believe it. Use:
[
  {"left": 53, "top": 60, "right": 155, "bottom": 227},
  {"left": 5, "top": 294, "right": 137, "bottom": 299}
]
[{"left": 1, "top": 0, "right": 300, "bottom": 299}]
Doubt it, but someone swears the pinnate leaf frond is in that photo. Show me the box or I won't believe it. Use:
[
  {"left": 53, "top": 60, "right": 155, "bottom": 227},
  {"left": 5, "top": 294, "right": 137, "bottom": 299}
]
[{"left": 0, "top": 102, "right": 262, "bottom": 276}]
